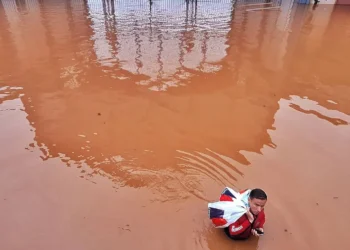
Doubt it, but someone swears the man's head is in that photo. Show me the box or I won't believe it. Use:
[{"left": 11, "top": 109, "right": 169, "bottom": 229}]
[{"left": 248, "top": 188, "right": 267, "bottom": 215}]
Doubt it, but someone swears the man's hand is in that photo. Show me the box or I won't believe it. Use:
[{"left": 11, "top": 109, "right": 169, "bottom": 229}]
[
  {"left": 245, "top": 209, "right": 254, "bottom": 223},
  {"left": 251, "top": 228, "right": 264, "bottom": 237}
]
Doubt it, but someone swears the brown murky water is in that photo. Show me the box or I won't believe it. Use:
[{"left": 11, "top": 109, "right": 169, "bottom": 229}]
[{"left": 1, "top": 0, "right": 350, "bottom": 249}]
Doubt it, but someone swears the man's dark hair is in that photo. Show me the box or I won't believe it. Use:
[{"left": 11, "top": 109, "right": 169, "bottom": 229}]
[{"left": 249, "top": 188, "right": 267, "bottom": 200}]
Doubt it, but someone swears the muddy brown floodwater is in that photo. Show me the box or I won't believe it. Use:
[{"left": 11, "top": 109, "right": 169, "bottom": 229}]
[{"left": 1, "top": 0, "right": 350, "bottom": 250}]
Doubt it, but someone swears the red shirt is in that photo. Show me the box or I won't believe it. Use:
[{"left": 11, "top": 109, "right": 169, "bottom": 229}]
[{"left": 220, "top": 192, "right": 266, "bottom": 240}]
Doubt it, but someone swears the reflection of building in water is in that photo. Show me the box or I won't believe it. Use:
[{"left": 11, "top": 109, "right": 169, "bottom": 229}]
[
  {"left": 87, "top": 0, "right": 233, "bottom": 90},
  {"left": 2, "top": 0, "right": 350, "bottom": 189}
]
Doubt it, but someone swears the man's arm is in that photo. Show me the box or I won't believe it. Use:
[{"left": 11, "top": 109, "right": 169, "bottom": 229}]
[
  {"left": 252, "top": 212, "right": 266, "bottom": 237},
  {"left": 257, "top": 211, "right": 266, "bottom": 229},
  {"left": 228, "top": 218, "right": 251, "bottom": 236},
  {"left": 228, "top": 210, "right": 255, "bottom": 236}
]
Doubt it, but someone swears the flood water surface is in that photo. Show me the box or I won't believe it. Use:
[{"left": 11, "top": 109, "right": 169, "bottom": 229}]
[{"left": 1, "top": 1, "right": 350, "bottom": 250}]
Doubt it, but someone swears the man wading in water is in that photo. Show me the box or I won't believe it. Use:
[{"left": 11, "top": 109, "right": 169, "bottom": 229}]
[{"left": 220, "top": 189, "right": 267, "bottom": 240}]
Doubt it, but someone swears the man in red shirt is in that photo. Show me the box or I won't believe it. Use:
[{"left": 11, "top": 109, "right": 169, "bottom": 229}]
[{"left": 220, "top": 188, "right": 267, "bottom": 240}]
